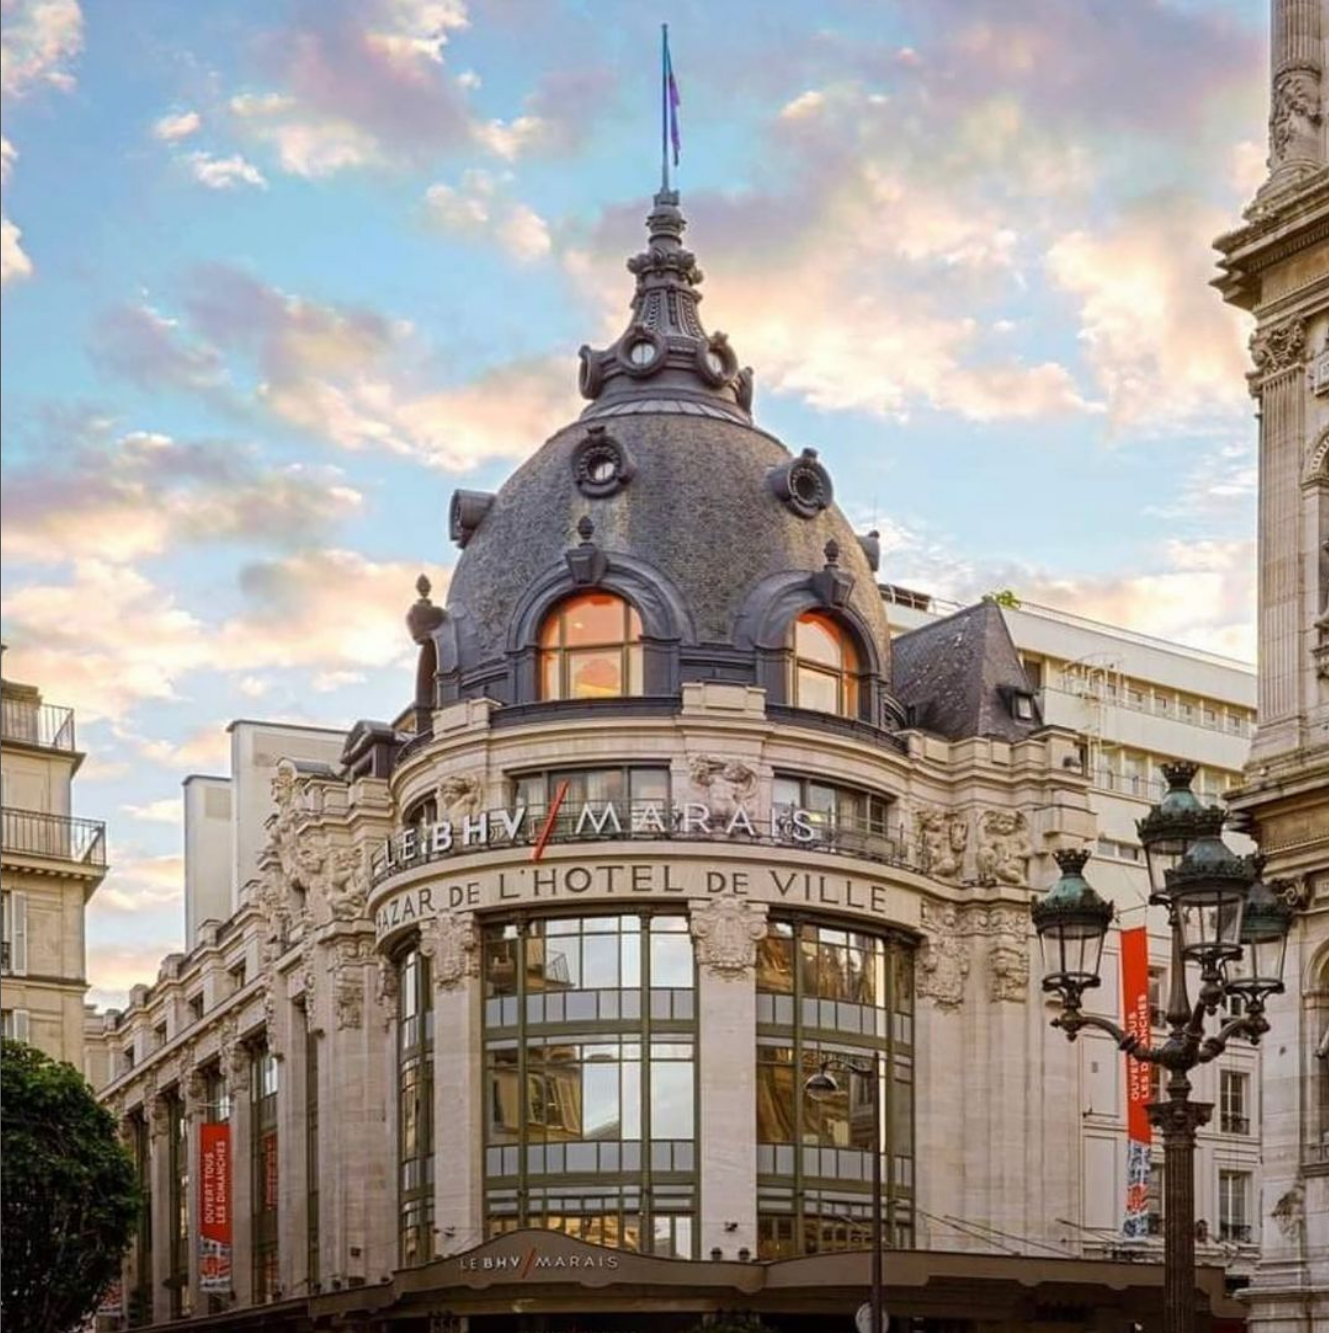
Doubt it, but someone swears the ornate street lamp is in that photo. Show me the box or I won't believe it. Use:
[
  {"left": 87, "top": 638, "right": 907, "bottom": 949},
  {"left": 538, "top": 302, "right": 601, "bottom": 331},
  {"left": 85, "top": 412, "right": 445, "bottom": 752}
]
[
  {"left": 1033, "top": 767, "right": 1290, "bottom": 1333},
  {"left": 805, "top": 1056, "right": 883, "bottom": 1333}
]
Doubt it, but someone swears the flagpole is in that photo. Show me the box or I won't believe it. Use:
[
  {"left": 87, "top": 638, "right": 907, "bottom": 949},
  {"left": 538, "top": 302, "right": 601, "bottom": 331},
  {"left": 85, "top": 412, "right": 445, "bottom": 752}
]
[{"left": 661, "top": 23, "right": 670, "bottom": 193}]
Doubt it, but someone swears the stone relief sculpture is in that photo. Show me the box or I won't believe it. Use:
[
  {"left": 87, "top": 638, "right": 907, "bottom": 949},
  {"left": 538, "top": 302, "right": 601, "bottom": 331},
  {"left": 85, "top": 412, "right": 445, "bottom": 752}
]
[
  {"left": 976, "top": 811, "right": 1033, "bottom": 887},
  {"left": 422, "top": 912, "right": 480, "bottom": 991},
  {"left": 324, "top": 844, "right": 369, "bottom": 922},
  {"left": 437, "top": 772, "right": 484, "bottom": 821},
  {"left": 1270, "top": 69, "right": 1322, "bottom": 165},
  {"left": 687, "top": 756, "right": 757, "bottom": 824},
  {"left": 376, "top": 955, "right": 401, "bottom": 1029},
  {"left": 915, "top": 902, "right": 970, "bottom": 1009},
  {"left": 917, "top": 808, "right": 968, "bottom": 881},
  {"left": 690, "top": 897, "right": 767, "bottom": 979},
  {"left": 1271, "top": 1181, "right": 1305, "bottom": 1243},
  {"left": 969, "top": 906, "right": 1031, "bottom": 1003},
  {"left": 332, "top": 938, "right": 368, "bottom": 1031}
]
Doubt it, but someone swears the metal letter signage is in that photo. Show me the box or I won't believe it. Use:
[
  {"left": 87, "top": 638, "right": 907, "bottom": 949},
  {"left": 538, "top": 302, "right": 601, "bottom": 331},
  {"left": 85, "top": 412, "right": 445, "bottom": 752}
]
[{"left": 199, "top": 1121, "right": 232, "bottom": 1292}]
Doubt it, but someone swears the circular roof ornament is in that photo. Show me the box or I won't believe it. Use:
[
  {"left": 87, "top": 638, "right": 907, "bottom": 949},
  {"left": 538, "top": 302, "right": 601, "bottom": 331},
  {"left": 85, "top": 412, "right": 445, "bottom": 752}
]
[
  {"left": 767, "top": 447, "right": 833, "bottom": 519},
  {"left": 695, "top": 333, "right": 738, "bottom": 386},
  {"left": 617, "top": 326, "right": 667, "bottom": 378},
  {"left": 571, "top": 426, "right": 635, "bottom": 498}
]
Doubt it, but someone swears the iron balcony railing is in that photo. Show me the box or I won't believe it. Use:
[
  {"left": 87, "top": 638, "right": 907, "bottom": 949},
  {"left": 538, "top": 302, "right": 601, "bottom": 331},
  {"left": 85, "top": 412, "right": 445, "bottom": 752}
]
[
  {"left": 1, "top": 809, "right": 107, "bottom": 868},
  {"left": 372, "top": 800, "right": 918, "bottom": 886},
  {"left": 1, "top": 698, "right": 76, "bottom": 752}
]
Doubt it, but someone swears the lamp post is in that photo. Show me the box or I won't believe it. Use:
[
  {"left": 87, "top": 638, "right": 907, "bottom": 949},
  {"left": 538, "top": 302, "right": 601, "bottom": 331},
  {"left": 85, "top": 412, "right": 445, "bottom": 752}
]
[
  {"left": 1032, "top": 763, "right": 1292, "bottom": 1333},
  {"left": 805, "top": 1055, "right": 883, "bottom": 1333}
]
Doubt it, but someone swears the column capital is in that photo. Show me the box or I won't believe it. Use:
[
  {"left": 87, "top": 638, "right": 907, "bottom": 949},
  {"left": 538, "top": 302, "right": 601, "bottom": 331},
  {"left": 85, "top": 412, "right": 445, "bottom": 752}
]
[{"left": 689, "top": 896, "right": 767, "bottom": 980}]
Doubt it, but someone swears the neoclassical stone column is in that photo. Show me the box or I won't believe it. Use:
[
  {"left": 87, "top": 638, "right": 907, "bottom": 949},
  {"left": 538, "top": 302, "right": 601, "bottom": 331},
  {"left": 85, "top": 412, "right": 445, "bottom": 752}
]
[
  {"left": 426, "top": 911, "right": 484, "bottom": 1257},
  {"left": 690, "top": 896, "right": 765, "bottom": 1259},
  {"left": 1251, "top": 317, "right": 1309, "bottom": 759},
  {"left": 1268, "top": 0, "right": 1324, "bottom": 191},
  {"left": 146, "top": 1089, "right": 174, "bottom": 1324},
  {"left": 223, "top": 1040, "right": 254, "bottom": 1306},
  {"left": 182, "top": 1058, "right": 204, "bottom": 1315}
]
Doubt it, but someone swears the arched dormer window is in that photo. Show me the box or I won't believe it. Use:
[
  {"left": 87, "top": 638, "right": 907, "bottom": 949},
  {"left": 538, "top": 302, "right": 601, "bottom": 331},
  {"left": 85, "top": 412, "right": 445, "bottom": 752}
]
[
  {"left": 538, "top": 592, "right": 643, "bottom": 700},
  {"left": 790, "top": 612, "right": 861, "bottom": 717}
]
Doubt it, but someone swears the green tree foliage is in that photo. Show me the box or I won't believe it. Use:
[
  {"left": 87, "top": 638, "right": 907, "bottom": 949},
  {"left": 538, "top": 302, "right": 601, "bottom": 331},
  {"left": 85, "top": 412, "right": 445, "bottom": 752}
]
[
  {"left": 982, "top": 588, "right": 1022, "bottom": 609},
  {"left": 1, "top": 1039, "right": 139, "bottom": 1333}
]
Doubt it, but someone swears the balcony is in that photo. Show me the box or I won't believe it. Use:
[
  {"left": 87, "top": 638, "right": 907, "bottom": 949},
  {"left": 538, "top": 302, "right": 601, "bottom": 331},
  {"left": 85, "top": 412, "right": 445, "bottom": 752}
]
[
  {"left": 1, "top": 809, "right": 107, "bottom": 869},
  {"left": 1, "top": 698, "right": 76, "bottom": 752}
]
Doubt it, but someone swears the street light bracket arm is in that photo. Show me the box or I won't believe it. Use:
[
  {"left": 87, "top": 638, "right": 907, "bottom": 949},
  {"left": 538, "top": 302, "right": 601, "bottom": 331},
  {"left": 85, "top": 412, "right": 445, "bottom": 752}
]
[{"left": 1197, "top": 1009, "right": 1270, "bottom": 1063}]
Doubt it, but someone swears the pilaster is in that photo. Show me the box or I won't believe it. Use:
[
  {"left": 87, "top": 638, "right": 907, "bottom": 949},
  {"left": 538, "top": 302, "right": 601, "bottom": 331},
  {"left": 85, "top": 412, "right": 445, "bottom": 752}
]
[
  {"left": 147, "top": 1094, "right": 173, "bottom": 1325},
  {"left": 431, "top": 912, "right": 484, "bottom": 1257},
  {"left": 691, "top": 897, "right": 763, "bottom": 1258},
  {"left": 226, "top": 1048, "right": 253, "bottom": 1307}
]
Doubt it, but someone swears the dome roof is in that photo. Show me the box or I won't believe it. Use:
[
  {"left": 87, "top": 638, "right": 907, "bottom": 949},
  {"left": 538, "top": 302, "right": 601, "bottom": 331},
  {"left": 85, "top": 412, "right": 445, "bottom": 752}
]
[
  {"left": 447, "top": 410, "right": 890, "bottom": 659},
  {"left": 433, "top": 191, "right": 898, "bottom": 725}
]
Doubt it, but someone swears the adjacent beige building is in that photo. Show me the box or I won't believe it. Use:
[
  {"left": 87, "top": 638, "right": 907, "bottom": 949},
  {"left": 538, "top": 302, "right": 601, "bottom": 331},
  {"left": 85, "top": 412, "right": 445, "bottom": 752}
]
[
  {"left": 1214, "top": 2, "right": 1329, "bottom": 1328},
  {"left": 1, "top": 664, "right": 107, "bottom": 1070}
]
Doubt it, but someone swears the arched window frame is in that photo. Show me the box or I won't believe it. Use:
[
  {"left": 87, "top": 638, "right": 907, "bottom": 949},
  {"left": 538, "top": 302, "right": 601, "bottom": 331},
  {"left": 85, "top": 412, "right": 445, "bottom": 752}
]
[
  {"left": 537, "top": 592, "right": 644, "bottom": 702},
  {"left": 789, "top": 611, "right": 865, "bottom": 719}
]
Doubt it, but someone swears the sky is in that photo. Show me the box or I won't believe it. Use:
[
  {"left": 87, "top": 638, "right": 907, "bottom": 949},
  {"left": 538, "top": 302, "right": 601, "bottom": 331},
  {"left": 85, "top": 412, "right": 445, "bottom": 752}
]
[{"left": 0, "top": 0, "right": 1269, "bottom": 1008}]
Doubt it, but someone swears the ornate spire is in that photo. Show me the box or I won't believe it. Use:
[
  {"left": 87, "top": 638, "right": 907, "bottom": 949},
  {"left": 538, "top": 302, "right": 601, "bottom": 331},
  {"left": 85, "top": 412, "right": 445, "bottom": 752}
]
[{"left": 577, "top": 190, "right": 754, "bottom": 422}]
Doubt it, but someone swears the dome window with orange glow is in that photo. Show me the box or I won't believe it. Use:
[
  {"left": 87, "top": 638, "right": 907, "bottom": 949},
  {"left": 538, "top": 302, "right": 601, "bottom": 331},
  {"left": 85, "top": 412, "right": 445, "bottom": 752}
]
[
  {"left": 538, "top": 593, "right": 644, "bottom": 701},
  {"left": 790, "top": 612, "right": 861, "bottom": 717}
]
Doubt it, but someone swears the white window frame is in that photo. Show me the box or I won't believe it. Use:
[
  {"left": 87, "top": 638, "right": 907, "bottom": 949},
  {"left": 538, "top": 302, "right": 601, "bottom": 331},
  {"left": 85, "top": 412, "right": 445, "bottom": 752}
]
[{"left": 2, "top": 891, "right": 28, "bottom": 975}]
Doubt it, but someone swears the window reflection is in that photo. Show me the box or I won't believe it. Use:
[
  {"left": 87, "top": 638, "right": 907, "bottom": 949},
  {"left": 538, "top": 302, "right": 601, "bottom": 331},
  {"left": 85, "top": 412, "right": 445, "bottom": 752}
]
[
  {"left": 791, "top": 612, "right": 861, "bottom": 717},
  {"left": 483, "top": 913, "right": 697, "bottom": 1256},
  {"left": 755, "top": 917, "right": 915, "bottom": 1259},
  {"left": 538, "top": 593, "right": 643, "bottom": 701}
]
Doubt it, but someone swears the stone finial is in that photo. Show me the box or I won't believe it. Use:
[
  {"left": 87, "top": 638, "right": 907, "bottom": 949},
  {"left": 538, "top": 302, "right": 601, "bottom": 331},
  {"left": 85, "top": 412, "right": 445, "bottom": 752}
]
[
  {"left": 406, "top": 570, "right": 445, "bottom": 644},
  {"left": 824, "top": 539, "right": 840, "bottom": 566},
  {"left": 566, "top": 516, "right": 608, "bottom": 586}
]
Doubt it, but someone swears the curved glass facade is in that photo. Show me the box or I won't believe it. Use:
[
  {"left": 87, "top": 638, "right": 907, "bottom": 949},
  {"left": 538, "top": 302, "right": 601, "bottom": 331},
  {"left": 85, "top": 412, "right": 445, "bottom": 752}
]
[
  {"left": 482, "top": 913, "right": 696, "bottom": 1256},
  {"left": 755, "top": 918, "right": 915, "bottom": 1258}
]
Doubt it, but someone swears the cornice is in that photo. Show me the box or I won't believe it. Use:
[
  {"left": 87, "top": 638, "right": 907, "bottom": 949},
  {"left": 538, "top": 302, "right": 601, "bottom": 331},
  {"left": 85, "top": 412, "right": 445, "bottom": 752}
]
[{"left": 1213, "top": 171, "right": 1329, "bottom": 310}]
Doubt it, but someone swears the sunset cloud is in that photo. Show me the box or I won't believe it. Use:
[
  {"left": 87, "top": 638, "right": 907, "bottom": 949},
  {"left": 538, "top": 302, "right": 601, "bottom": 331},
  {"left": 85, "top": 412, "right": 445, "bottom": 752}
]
[
  {"left": 1, "top": 0, "right": 83, "bottom": 99},
  {"left": 153, "top": 109, "right": 201, "bottom": 142},
  {"left": 1, "top": 427, "right": 364, "bottom": 564}
]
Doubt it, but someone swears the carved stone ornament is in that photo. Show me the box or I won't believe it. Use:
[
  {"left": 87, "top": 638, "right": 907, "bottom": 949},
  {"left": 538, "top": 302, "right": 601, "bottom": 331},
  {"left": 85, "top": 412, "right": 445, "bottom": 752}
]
[
  {"left": 690, "top": 897, "right": 767, "bottom": 979},
  {"left": 1271, "top": 1181, "right": 1306, "bottom": 1243},
  {"left": 916, "top": 902, "right": 970, "bottom": 1010},
  {"left": 323, "top": 843, "right": 368, "bottom": 923},
  {"left": 975, "top": 811, "right": 1034, "bottom": 888},
  {"left": 376, "top": 955, "right": 401, "bottom": 1029},
  {"left": 963, "top": 906, "right": 1031, "bottom": 1004},
  {"left": 422, "top": 912, "right": 480, "bottom": 991},
  {"left": 332, "top": 936, "right": 369, "bottom": 1030},
  {"left": 218, "top": 1016, "right": 246, "bottom": 1077},
  {"left": 916, "top": 807, "right": 969, "bottom": 882},
  {"left": 1250, "top": 317, "right": 1307, "bottom": 383},
  {"left": 687, "top": 755, "right": 757, "bottom": 826},
  {"left": 262, "top": 982, "right": 282, "bottom": 1058},
  {"left": 1270, "top": 68, "right": 1322, "bottom": 164},
  {"left": 437, "top": 773, "right": 485, "bottom": 822}
]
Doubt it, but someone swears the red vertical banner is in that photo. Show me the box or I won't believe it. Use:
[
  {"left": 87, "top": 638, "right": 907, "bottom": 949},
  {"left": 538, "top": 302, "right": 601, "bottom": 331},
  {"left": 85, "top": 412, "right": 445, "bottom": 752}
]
[
  {"left": 199, "top": 1122, "right": 232, "bottom": 1292},
  {"left": 1121, "top": 927, "right": 1152, "bottom": 1238}
]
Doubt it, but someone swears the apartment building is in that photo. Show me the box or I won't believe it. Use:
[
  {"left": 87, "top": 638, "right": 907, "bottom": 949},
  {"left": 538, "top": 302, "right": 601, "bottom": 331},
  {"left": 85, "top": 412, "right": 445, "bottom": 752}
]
[{"left": 1, "top": 663, "right": 108, "bottom": 1069}]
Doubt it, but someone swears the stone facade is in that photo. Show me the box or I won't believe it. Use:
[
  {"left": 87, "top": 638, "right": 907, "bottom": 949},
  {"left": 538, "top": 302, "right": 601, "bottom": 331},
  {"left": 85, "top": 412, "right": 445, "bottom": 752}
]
[
  {"left": 1214, "top": 2, "right": 1329, "bottom": 1328},
  {"left": 0, "top": 668, "right": 107, "bottom": 1072}
]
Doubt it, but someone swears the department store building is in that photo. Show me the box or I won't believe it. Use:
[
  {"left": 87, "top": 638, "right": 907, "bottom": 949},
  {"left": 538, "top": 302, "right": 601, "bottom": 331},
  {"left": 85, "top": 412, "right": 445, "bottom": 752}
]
[{"left": 90, "top": 187, "right": 1250, "bottom": 1332}]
